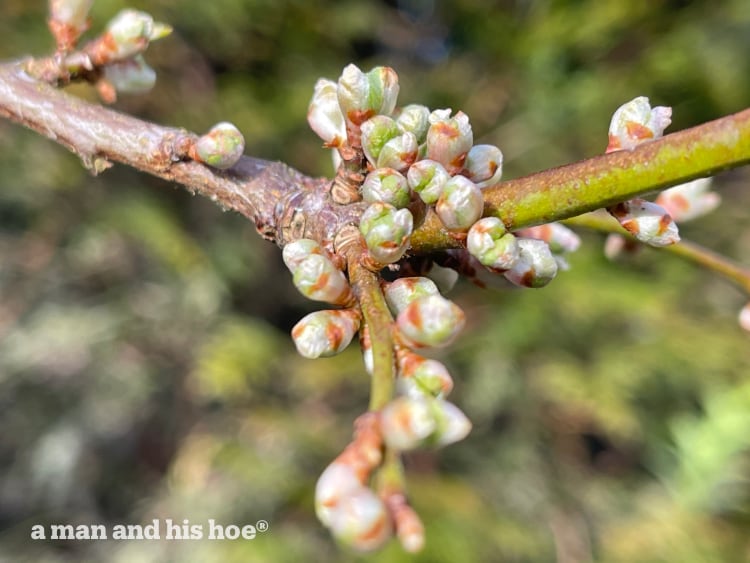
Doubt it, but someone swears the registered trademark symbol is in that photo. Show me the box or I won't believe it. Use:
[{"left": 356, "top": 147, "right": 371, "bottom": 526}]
[{"left": 256, "top": 520, "right": 269, "bottom": 532}]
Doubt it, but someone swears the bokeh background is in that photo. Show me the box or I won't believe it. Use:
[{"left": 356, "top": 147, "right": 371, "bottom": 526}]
[{"left": 2, "top": 1, "right": 750, "bottom": 561}]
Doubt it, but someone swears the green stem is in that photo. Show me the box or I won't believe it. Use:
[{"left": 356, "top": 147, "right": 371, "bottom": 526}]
[{"left": 564, "top": 212, "right": 750, "bottom": 295}]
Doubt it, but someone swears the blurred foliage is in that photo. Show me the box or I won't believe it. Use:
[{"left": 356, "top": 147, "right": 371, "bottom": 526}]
[{"left": 1, "top": 0, "right": 750, "bottom": 561}]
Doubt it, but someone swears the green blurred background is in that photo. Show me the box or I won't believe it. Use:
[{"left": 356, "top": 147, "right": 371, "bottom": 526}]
[{"left": 1, "top": 1, "right": 750, "bottom": 561}]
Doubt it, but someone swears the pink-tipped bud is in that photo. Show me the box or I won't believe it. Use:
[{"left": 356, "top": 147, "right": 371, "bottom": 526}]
[
  {"left": 609, "top": 198, "right": 680, "bottom": 247},
  {"left": 655, "top": 177, "right": 720, "bottom": 222},
  {"left": 376, "top": 132, "right": 418, "bottom": 171},
  {"left": 398, "top": 352, "right": 454, "bottom": 398},
  {"left": 739, "top": 303, "right": 750, "bottom": 332},
  {"left": 384, "top": 277, "right": 440, "bottom": 315},
  {"left": 503, "top": 238, "right": 558, "bottom": 288},
  {"left": 396, "top": 294, "right": 465, "bottom": 349},
  {"left": 463, "top": 144, "right": 503, "bottom": 189},
  {"left": 359, "top": 202, "right": 414, "bottom": 265},
  {"left": 315, "top": 462, "right": 365, "bottom": 527},
  {"left": 516, "top": 222, "right": 581, "bottom": 254},
  {"left": 606, "top": 96, "right": 671, "bottom": 153},
  {"left": 425, "top": 109, "right": 474, "bottom": 174},
  {"left": 328, "top": 487, "right": 393, "bottom": 552},
  {"left": 467, "top": 217, "right": 519, "bottom": 270},
  {"left": 308, "top": 78, "right": 347, "bottom": 147},
  {"left": 291, "top": 309, "right": 360, "bottom": 359},
  {"left": 292, "top": 254, "right": 353, "bottom": 305},
  {"left": 337, "top": 64, "right": 399, "bottom": 129}
]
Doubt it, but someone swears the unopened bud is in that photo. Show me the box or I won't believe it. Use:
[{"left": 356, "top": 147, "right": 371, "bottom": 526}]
[
  {"left": 380, "top": 396, "right": 435, "bottom": 451},
  {"left": 395, "top": 104, "right": 431, "bottom": 142},
  {"left": 603, "top": 233, "right": 641, "bottom": 261},
  {"left": 427, "top": 262, "right": 459, "bottom": 294},
  {"left": 435, "top": 175, "right": 484, "bottom": 232},
  {"left": 292, "top": 254, "right": 353, "bottom": 305},
  {"left": 102, "top": 55, "right": 156, "bottom": 95},
  {"left": 190, "top": 122, "right": 245, "bottom": 169},
  {"left": 425, "top": 110, "right": 473, "bottom": 174},
  {"left": 308, "top": 78, "right": 347, "bottom": 147},
  {"left": 49, "top": 0, "right": 93, "bottom": 49},
  {"left": 359, "top": 203, "right": 414, "bottom": 264},
  {"left": 431, "top": 400, "right": 472, "bottom": 447},
  {"left": 396, "top": 294, "right": 465, "bottom": 348},
  {"left": 384, "top": 277, "right": 439, "bottom": 315},
  {"left": 739, "top": 302, "right": 750, "bottom": 332},
  {"left": 361, "top": 115, "right": 401, "bottom": 166},
  {"left": 607, "top": 96, "right": 671, "bottom": 153},
  {"left": 376, "top": 132, "right": 418, "bottom": 171},
  {"left": 337, "top": 64, "right": 399, "bottom": 128},
  {"left": 328, "top": 487, "right": 392, "bottom": 552},
  {"left": 398, "top": 352, "right": 454, "bottom": 398},
  {"left": 609, "top": 198, "right": 680, "bottom": 247},
  {"left": 407, "top": 159, "right": 450, "bottom": 205},
  {"left": 362, "top": 168, "right": 411, "bottom": 208},
  {"left": 463, "top": 144, "right": 503, "bottom": 189},
  {"left": 466, "top": 217, "right": 519, "bottom": 270},
  {"left": 516, "top": 222, "right": 581, "bottom": 254},
  {"left": 282, "top": 239, "right": 323, "bottom": 272},
  {"left": 104, "top": 9, "right": 172, "bottom": 60},
  {"left": 655, "top": 177, "right": 720, "bottom": 222},
  {"left": 291, "top": 309, "right": 360, "bottom": 359},
  {"left": 503, "top": 238, "right": 558, "bottom": 288},
  {"left": 386, "top": 494, "right": 425, "bottom": 553},
  {"left": 315, "top": 462, "right": 365, "bottom": 527}
]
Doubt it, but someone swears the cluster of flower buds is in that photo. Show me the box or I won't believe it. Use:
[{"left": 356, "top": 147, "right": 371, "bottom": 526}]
[{"left": 188, "top": 122, "right": 245, "bottom": 170}]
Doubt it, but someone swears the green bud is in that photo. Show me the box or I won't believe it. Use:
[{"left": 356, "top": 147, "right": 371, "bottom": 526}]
[
  {"left": 359, "top": 203, "right": 414, "bottom": 264},
  {"left": 282, "top": 239, "right": 323, "bottom": 272},
  {"left": 308, "top": 78, "right": 347, "bottom": 147},
  {"left": 337, "top": 64, "right": 399, "bottom": 127},
  {"left": 503, "top": 238, "right": 558, "bottom": 288},
  {"left": 464, "top": 144, "right": 503, "bottom": 189},
  {"left": 406, "top": 159, "right": 450, "bottom": 205},
  {"left": 384, "top": 277, "right": 439, "bottom": 315},
  {"left": 435, "top": 176, "right": 484, "bottom": 232},
  {"left": 376, "top": 132, "right": 418, "bottom": 171},
  {"left": 395, "top": 104, "right": 431, "bottom": 142},
  {"left": 362, "top": 168, "right": 411, "bottom": 208},
  {"left": 103, "top": 55, "right": 156, "bottom": 95},
  {"left": 466, "top": 217, "right": 519, "bottom": 270},
  {"left": 398, "top": 352, "right": 454, "bottom": 398},
  {"left": 192, "top": 122, "right": 245, "bottom": 169},
  {"left": 292, "top": 254, "right": 353, "bottom": 304},
  {"left": 291, "top": 309, "right": 360, "bottom": 359},
  {"left": 105, "top": 9, "right": 172, "bottom": 60},
  {"left": 361, "top": 115, "right": 401, "bottom": 166},
  {"left": 425, "top": 109, "right": 473, "bottom": 174},
  {"left": 396, "top": 294, "right": 465, "bottom": 348}
]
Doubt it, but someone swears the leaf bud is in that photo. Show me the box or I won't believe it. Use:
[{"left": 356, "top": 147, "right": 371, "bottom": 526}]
[
  {"left": 466, "top": 217, "right": 519, "bottom": 270},
  {"left": 361, "top": 115, "right": 401, "bottom": 166},
  {"left": 191, "top": 122, "right": 245, "bottom": 170},
  {"left": 337, "top": 64, "right": 399, "bottom": 128},
  {"left": 398, "top": 352, "right": 454, "bottom": 398},
  {"left": 384, "top": 277, "right": 440, "bottom": 315},
  {"left": 435, "top": 175, "right": 484, "bottom": 232},
  {"left": 395, "top": 104, "right": 431, "bottom": 142},
  {"left": 425, "top": 110, "right": 473, "bottom": 174},
  {"left": 396, "top": 294, "right": 465, "bottom": 348},
  {"left": 655, "top": 177, "right": 720, "bottom": 223},
  {"left": 609, "top": 198, "right": 680, "bottom": 247},
  {"left": 503, "top": 238, "right": 558, "bottom": 288},
  {"left": 406, "top": 159, "right": 450, "bottom": 205},
  {"left": 376, "top": 132, "right": 419, "bottom": 171},
  {"left": 327, "top": 487, "right": 392, "bottom": 552},
  {"left": 606, "top": 96, "right": 672, "bottom": 153},
  {"left": 308, "top": 79, "right": 347, "bottom": 147},
  {"left": 362, "top": 168, "right": 411, "bottom": 208},
  {"left": 291, "top": 309, "right": 361, "bottom": 359},
  {"left": 104, "top": 9, "right": 172, "bottom": 60},
  {"left": 102, "top": 55, "right": 156, "bottom": 95},
  {"left": 292, "top": 254, "right": 353, "bottom": 305},
  {"left": 359, "top": 203, "right": 414, "bottom": 264},
  {"left": 463, "top": 144, "right": 503, "bottom": 189}
]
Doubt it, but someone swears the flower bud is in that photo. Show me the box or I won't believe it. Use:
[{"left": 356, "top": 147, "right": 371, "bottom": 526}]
[
  {"left": 431, "top": 400, "right": 472, "bottom": 447},
  {"left": 606, "top": 96, "right": 672, "bottom": 153},
  {"left": 361, "top": 115, "right": 401, "bottom": 166},
  {"left": 103, "top": 55, "right": 156, "bottom": 95},
  {"left": 359, "top": 203, "right": 414, "bottom": 264},
  {"left": 376, "top": 132, "right": 419, "bottom": 171},
  {"left": 609, "top": 198, "right": 680, "bottom": 247},
  {"left": 463, "top": 144, "right": 503, "bottom": 189},
  {"left": 395, "top": 104, "right": 431, "bottom": 142},
  {"left": 603, "top": 233, "right": 641, "bottom": 261},
  {"left": 739, "top": 302, "right": 750, "bottom": 332},
  {"left": 49, "top": 0, "right": 93, "bottom": 49},
  {"left": 328, "top": 487, "right": 392, "bottom": 552},
  {"left": 308, "top": 79, "right": 347, "bottom": 147},
  {"left": 315, "top": 462, "right": 365, "bottom": 527},
  {"left": 466, "top": 217, "right": 519, "bottom": 270},
  {"left": 362, "top": 168, "right": 410, "bottom": 208},
  {"left": 191, "top": 122, "right": 245, "bottom": 170},
  {"left": 337, "top": 64, "right": 399, "bottom": 127},
  {"left": 380, "top": 396, "right": 436, "bottom": 451},
  {"left": 398, "top": 352, "right": 454, "bottom": 398},
  {"left": 407, "top": 159, "right": 450, "bottom": 205},
  {"left": 517, "top": 222, "right": 581, "bottom": 254},
  {"left": 292, "top": 254, "right": 353, "bottom": 305},
  {"left": 503, "top": 238, "right": 558, "bottom": 288},
  {"left": 427, "top": 263, "right": 459, "bottom": 294},
  {"left": 425, "top": 110, "right": 473, "bottom": 174},
  {"left": 435, "top": 175, "right": 484, "bottom": 232},
  {"left": 104, "top": 9, "right": 172, "bottom": 60},
  {"left": 396, "top": 294, "right": 465, "bottom": 348},
  {"left": 386, "top": 494, "right": 425, "bottom": 553},
  {"left": 384, "top": 277, "right": 440, "bottom": 315},
  {"left": 282, "top": 239, "right": 323, "bottom": 272},
  {"left": 655, "top": 177, "right": 720, "bottom": 222},
  {"left": 291, "top": 309, "right": 360, "bottom": 359}
]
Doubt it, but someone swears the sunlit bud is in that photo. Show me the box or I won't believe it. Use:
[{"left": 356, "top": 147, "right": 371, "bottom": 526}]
[
  {"left": 425, "top": 110, "right": 473, "bottom": 174},
  {"left": 609, "top": 198, "right": 680, "bottom": 247},
  {"left": 337, "top": 64, "right": 399, "bottom": 128},
  {"left": 361, "top": 115, "right": 401, "bottom": 166},
  {"left": 376, "top": 132, "right": 419, "bottom": 171},
  {"left": 407, "top": 159, "right": 450, "bottom": 205},
  {"left": 328, "top": 487, "right": 393, "bottom": 552},
  {"left": 380, "top": 396, "right": 436, "bottom": 450},
  {"left": 104, "top": 9, "right": 172, "bottom": 60},
  {"left": 655, "top": 177, "right": 720, "bottom": 222},
  {"left": 606, "top": 96, "right": 672, "bottom": 153},
  {"left": 102, "top": 55, "right": 156, "bottom": 95},
  {"left": 308, "top": 79, "right": 347, "bottom": 147},
  {"left": 398, "top": 352, "right": 454, "bottom": 398},
  {"left": 282, "top": 239, "right": 323, "bottom": 272},
  {"left": 430, "top": 400, "right": 472, "bottom": 447},
  {"left": 362, "top": 168, "right": 411, "bottom": 208},
  {"left": 466, "top": 217, "right": 519, "bottom": 270},
  {"left": 315, "top": 462, "right": 365, "bottom": 527},
  {"left": 359, "top": 203, "right": 413, "bottom": 264},
  {"left": 463, "top": 144, "right": 503, "bottom": 189},
  {"left": 517, "top": 222, "right": 581, "bottom": 254},
  {"left": 384, "top": 277, "right": 439, "bottom": 315},
  {"left": 396, "top": 294, "right": 465, "bottom": 348},
  {"left": 435, "top": 176, "right": 484, "bottom": 232},
  {"left": 503, "top": 238, "right": 558, "bottom": 288},
  {"left": 395, "top": 104, "right": 431, "bottom": 142},
  {"left": 190, "top": 122, "right": 245, "bottom": 170},
  {"left": 291, "top": 309, "right": 360, "bottom": 359},
  {"left": 49, "top": 0, "right": 93, "bottom": 49},
  {"left": 386, "top": 494, "right": 425, "bottom": 553},
  {"left": 292, "top": 254, "right": 353, "bottom": 305},
  {"left": 739, "top": 302, "right": 750, "bottom": 332}
]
